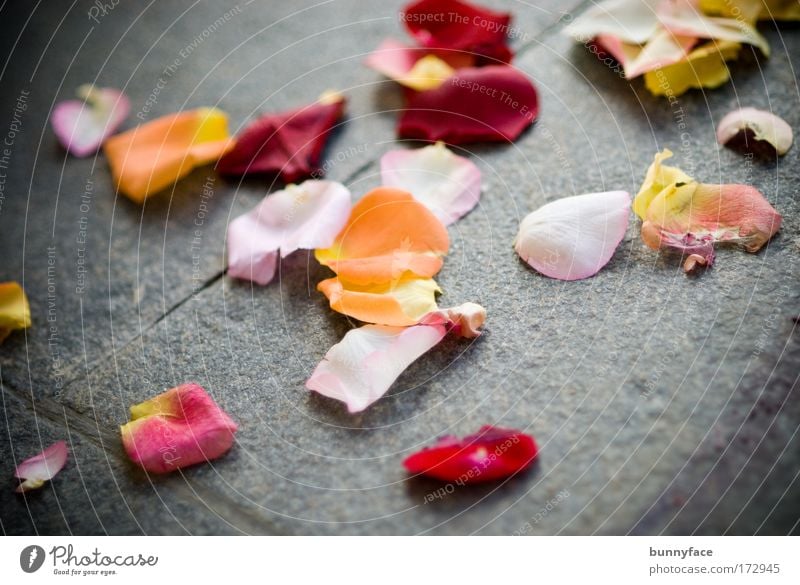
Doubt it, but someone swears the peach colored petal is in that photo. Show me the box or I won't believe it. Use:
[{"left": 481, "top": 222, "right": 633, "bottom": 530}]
[
  {"left": 717, "top": 107, "right": 793, "bottom": 156},
  {"left": 120, "top": 382, "right": 237, "bottom": 474},
  {"left": 227, "top": 180, "right": 351, "bottom": 285},
  {"left": 51, "top": 85, "right": 129, "bottom": 157},
  {"left": 0, "top": 281, "right": 31, "bottom": 344},
  {"left": 14, "top": 441, "right": 68, "bottom": 493},
  {"left": 380, "top": 142, "right": 481, "bottom": 225},
  {"left": 318, "top": 276, "right": 440, "bottom": 326},
  {"left": 306, "top": 323, "right": 447, "bottom": 413},
  {"left": 422, "top": 302, "right": 487, "bottom": 338},
  {"left": 364, "top": 39, "right": 455, "bottom": 91},
  {"left": 104, "top": 108, "right": 233, "bottom": 203},
  {"left": 315, "top": 187, "right": 450, "bottom": 285}
]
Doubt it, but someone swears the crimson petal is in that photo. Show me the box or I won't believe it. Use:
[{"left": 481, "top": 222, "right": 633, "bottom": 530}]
[
  {"left": 218, "top": 93, "right": 345, "bottom": 182},
  {"left": 398, "top": 65, "right": 538, "bottom": 144},
  {"left": 403, "top": 425, "right": 538, "bottom": 483},
  {"left": 402, "top": 0, "right": 513, "bottom": 64}
]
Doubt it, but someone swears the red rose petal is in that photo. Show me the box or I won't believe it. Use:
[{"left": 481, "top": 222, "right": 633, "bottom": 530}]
[
  {"left": 403, "top": 425, "right": 538, "bottom": 483},
  {"left": 398, "top": 65, "right": 538, "bottom": 144},
  {"left": 402, "top": 0, "right": 513, "bottom": 64},
  {"left": 218, "top": 93, "right": 345, "bottom": 182}
]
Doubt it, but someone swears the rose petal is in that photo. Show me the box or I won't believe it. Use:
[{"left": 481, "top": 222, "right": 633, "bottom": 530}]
[
  {"left": 380, "top": 142, "right": 481, "bottom": 225},
  {"left": 403, "top": 426, "right": 538, "bottom": 483},
  {"left": 218, "top": 92, "right": 346, "bottom": 182},
  {"left": 120, "top": 382, "right": 238, "bottom": 474},
  {"left": 422, "top": 301, "right": 486, "bottom": 338},
  {"left": 402, "top": 0, "right": 513, "bottom": 63},
  {"left": 643, "top": 40, "right": 741, "bottom": 96},
  {"left": 306, "top": 323, "right": 447, "bottom": 413},
  {"left": 606, "top": 29, "right": 698, "bottom": 78},
  {"left": 0, "top": 281, "right": 31, "bottom": 344},
  {"left": 365, "top": 39, "right": 457, "bottom": 91},
  {"left": 227, "top": 180, "right": 351, "bottom": 285},
  {"left": 315, "top": 187, "right": 450, "bottom": 285},
  {"left": 632, "top": 148, "right": 694, "bottom": 218},
  {"left": 564, "top": 0, "right": 663, "bottom": 45},
  {"left": 51, "top": 85, "right": 130, "bottom": 157},
  {"left": 658, "top": 0, "right": 770, "bottom": 56},
  {"left": 104, "top": 107, "right": 233, "bottom": 203},
  {"left": 514, "top": 191, "right": 631, "bottom": 281},
  {"left": 716, "top": 107, "right": 793, "bottom": 156},
  {"left": 14, "top": 441, "right": 68, "bottom": 493},
  {"left": 701, "top": 0, "right": 800, "bottom": 21},
  {"left": 398, "top": 65, "right": 539, "bottom": 144}
]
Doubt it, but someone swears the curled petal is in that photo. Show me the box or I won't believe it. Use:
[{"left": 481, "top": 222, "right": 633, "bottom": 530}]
[
  {"left": 120, "top": 383, "right": 238, "bottom": 474},
  {"left": 306, "top": 323, "right": 447, "bottom": 413},
  {"left": 403, "top": 426, "right": 538, "bottom": 483},
  {"left": 643, "top": 40, "right": 741, "bottom": 96},
  {"left": 514, "top": 191, "right": 631, "bottom": 281},
  {"left": 365, "top": 39, "right": 456, "bottom": 91},
  {"left": 318, "top": 276, "right": 440, "bottom": 326},
  {"left": 315, "top": 187, "right": 450, "bottom": 285},
  {"left": 218, "top": 93, "right": 346, "bottom": 181},
  {"left": 402, "top": 0, "right": 513, "bottom": 63},
  {"left": 601, "top": 30, "right": 698, "bottom": 78},
  {"left": 398, "top": 65, "right": 539, "bottom": 144},
  {"left": 564, "top": 0, "right": 662, "bottom": 44},
  {"left": 51, "top": 85, "right": 130, "bottom": 157},
  {"left": 716, "top": 107, "right": 793, "bottom": 156},
  {"left": 422, "top": 301, "right": 486, "bottom": 338},
  {"left": 380, "top": 142, "right": 482, "bottom": 224},
  {"left": 0, "top": 281, "right": 31, "bottom": 344},
  {"left": 633, "top": 148, "right": 693, "bottom": 218},
  {"left": 227, "top": 180, "right": 351, "bottom": 285},
  {"left": 104, "top": 108, "right": 233, "bottom": 203},
  {"left": 14, "top": 441, "right": 68, "bottom": 493}
]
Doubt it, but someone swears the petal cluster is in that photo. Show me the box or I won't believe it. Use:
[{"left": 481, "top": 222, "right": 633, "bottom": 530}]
[
  {"left": 0, "top": 281, "right": 31, "bottom": 343},
  {"left": 14, "top": 441, "right": 68, "bottom": 493},
  {"left": 104, "top": 108, "right": 233, "bottom": 203},
  {"left": 51, "top": 85, "right": 130, "bottom": 157},
  {"left": 120, "top": 383, "right": 238, "bottom": 474}
]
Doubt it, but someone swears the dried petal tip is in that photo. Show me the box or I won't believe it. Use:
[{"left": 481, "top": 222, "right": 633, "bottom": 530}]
[
  {"left": 403, "top": 426, "right": 537, "bottom": 483},
  {"left": 14, "top": 441, "right": 68, "bottom": 493},
  {"left": 51, "top": 85, "right": 130, "bottom": 157},
  {"left": 717, "top": 108, "right": 793, "bottom": 156},
  {"left": 423, "top": 302, "right": 487, "bottom": 338},
  {"left": 0, "top": 281, "right": 31, "bottom": 344},
  {"left": 514, "top": 191, "right": 631, "bottom": 281},
  {"left": 120, "top": 383, "right": 238, "bottom": 474}
]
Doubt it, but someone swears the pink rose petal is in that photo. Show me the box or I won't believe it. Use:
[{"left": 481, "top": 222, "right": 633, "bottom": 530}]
[
  {"left": 14, "top": 441, "right": 68, "bottom": 493},
  {"left": 716, "top": 107, "right": 793, "bottom": 156},
  {"left": 227, "top": 180, "right": 352, "bottom": 285},
  {"left": 514, "top": 191, "right": 631, "bottom": 281},
  {"left": 306, "top": 323, "right": 447, "bottom": 413},
  {"left": 422, "top": 302, "right": 486, "bottom": 338},
  {"left": 120, "top": 383, "right": 238, "bottom": 474},
  {"left": 380, "top": 142, "right": 481, "bottom": 225},
  {"left": 51, "top": 85, "right": 130, "bottom": 157}
]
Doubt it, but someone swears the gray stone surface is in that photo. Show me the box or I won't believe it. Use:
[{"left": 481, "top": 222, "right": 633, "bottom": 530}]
[{"left": 1, "top": 0, "right": 798, "bottom": 534}]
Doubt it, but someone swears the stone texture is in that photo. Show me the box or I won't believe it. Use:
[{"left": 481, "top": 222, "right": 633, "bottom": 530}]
[{"left": 1, "top": 0, "right": 798, "bottom": 535}]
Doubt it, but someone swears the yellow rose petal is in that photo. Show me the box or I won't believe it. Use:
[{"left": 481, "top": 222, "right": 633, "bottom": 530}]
[
  {"left": 0, "top": 282, "right": 31, "bottom": 343},
  {"left": 644, "top": 41, "right": 741, "bottom": 97}
]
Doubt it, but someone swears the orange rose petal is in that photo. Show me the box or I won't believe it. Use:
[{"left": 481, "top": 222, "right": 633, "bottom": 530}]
[
  {"left": 315, "top": 187, "right": 449, "bottom": 285},
  {"left": 104, "top": 107, "right": 233, "bottom": 203}
]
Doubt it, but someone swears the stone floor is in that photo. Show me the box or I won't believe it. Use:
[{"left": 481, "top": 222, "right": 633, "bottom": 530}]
[{"left": 0, "top": 0, "right": 798, "bottom": 535}]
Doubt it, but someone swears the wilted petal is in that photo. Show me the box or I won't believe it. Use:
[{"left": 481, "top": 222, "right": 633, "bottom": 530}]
[
  {"left": 104, "top": 108, "right": 233, "bottom": 203},
  {"left": 0, "top": 281, "right": 31, "bottom": 344},
  {"left": 402, "top": 0, "right": 513, "bottom": 63},
  {"left": 318, "top": 276, "right": 440, "bottom": 326},
  {"left": 120, "top": 383, "right": 238, "bottom": 474},
  {"left": 514, "top": 191, "right": 631, "bottom": 281},
  {"left": 633, "top": 148, "right": 693, "bottom": 218},
  {"left": 315, "top": 187, "right": 449, "bottom": 285},
  {"left": 365, "top": 39, "right": 456, "bottom": 91},
  {"left": 218, "top": 92, "right": 346, "bottom": 181},
  {"left": 306, "top": 323, "right": 447, "bottom": 413},
  {"left": 227, "top": 180, "right": 351, "bottom": 285},
  {"left": 14, "top": 441, "right": 68, "bottom": 493},
  {"left": 398, "top": 65, "right": 539, "bottom": 144},
  {"left": 564, "top": 0, "right": 662, "bottom": 44},
  {"left": 403, "top": 426, "right": 538, "bottom": 483},
  {"left": 380, "top": 142, "right": 481, "bottom": 224},
  {"left": 716, "top": 107, "right": 793, "bottom": 156},
  {"left": 643, "top": 40, "right": 741, "bottom": 96},
  {"left": 422, "top": 301, "right": 486, "bottom": 338},
  {"left": 51, "top": 85, "right": 129, "bottom": 157}
]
